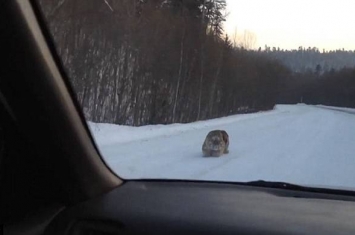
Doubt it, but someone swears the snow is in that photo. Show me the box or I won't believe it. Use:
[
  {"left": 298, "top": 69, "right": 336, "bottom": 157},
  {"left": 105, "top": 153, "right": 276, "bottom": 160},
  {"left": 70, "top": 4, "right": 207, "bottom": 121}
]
[{"left": 88, "top": 104, "right": 355, "bottom": 190}]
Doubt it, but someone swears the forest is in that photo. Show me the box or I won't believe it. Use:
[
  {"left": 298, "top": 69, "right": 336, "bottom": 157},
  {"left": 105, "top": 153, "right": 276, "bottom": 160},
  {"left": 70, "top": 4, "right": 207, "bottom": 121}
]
[
  {"left": 38, "top": 0, "right": 355, "bottom": 126},
  {"left": 260, "top": 46, "right": 355, "bottom": 73}
]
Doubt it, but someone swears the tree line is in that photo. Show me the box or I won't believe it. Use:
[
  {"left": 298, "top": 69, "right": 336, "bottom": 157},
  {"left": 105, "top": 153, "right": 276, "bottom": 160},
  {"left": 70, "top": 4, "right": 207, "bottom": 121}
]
[
  {"left": 278, "top": 67, "right": 355, "bottom": 108},
  {"left": 259, "top": 46, "right": 355, "bottom": 74},
  {"left": 38, "top": 0, "right": 355, "bottom": 126}
]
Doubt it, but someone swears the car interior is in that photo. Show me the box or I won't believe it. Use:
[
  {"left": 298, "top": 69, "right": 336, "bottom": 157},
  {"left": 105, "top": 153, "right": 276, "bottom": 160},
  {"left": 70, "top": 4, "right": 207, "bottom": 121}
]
[{"left": 2, "top": 0, "right": 355, "bottom": 234}]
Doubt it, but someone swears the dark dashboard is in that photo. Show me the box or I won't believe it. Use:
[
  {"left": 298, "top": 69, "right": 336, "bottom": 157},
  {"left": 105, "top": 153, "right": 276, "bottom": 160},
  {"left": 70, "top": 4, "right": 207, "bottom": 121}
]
[{"left": 46, "top": 181, "right": 355, "bottom": 235}]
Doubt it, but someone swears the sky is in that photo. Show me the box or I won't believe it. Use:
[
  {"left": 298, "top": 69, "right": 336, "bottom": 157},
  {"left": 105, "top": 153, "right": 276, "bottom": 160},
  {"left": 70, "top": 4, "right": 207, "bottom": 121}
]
[{"left": 224, "top": 0, "right": 355, "bottom": 50}]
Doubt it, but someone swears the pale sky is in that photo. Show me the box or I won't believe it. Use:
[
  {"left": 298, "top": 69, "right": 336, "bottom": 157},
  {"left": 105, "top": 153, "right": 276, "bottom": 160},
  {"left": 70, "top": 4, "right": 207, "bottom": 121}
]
[{"left": 224, "top": 0, "right": 355, "bottom": 50}]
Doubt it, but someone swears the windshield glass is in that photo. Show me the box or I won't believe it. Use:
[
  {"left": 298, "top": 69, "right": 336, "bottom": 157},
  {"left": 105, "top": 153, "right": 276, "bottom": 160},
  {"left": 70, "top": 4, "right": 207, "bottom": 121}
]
[{"left": 37, "top": 0, "right": 355, "bottom": 191}]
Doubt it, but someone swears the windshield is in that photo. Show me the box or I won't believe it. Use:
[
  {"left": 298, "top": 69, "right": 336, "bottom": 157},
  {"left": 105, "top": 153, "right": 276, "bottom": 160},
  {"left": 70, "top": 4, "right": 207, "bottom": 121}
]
[{"left": 36, "top": 0, "right": 355, "bottom": 191}]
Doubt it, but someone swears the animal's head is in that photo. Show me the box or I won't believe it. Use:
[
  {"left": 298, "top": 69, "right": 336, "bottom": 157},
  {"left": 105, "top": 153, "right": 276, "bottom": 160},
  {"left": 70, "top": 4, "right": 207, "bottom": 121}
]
[
  {"left": 210, "top": 134, "right": 222, "bottom": 145},
  {"left": 206, "top": 131, "right": 224, "bottom": 150}
]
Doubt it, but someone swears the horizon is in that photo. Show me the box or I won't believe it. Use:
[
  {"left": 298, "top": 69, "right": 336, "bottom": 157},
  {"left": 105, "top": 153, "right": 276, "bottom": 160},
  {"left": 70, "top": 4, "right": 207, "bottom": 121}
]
[{"left": 224, "top": 0, "right": 355, "bottom": 51}]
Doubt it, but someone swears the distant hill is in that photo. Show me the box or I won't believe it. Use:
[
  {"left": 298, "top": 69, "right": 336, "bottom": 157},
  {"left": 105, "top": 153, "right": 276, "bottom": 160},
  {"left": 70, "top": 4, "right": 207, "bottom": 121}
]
[{"left": 254, "top": 47, "right": 355, "bottom": 73}]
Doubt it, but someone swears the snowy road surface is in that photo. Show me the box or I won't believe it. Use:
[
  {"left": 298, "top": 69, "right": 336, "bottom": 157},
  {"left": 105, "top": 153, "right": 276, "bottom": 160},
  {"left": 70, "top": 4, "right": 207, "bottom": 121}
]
[{"left": 89, "top": 104, "right": 355, "bottom": 190}]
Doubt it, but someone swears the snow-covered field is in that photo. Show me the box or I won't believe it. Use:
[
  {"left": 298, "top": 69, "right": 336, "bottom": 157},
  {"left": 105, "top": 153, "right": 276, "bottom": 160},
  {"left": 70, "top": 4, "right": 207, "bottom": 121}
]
[{"left": 88, "top": 104, "right": 355, "bottom": 190}]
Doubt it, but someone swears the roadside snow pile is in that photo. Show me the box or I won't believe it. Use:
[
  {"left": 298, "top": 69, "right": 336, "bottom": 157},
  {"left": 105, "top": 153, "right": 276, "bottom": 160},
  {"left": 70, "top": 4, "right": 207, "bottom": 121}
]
[
  {"left": 316, "top": 105, "right": 355, "bottom": 114},
  {"left": 88, "top": 106, "right": 282, "bottom": 146},
  {"left": 88, "top": 104, "right": 355, "bottom": 191}
]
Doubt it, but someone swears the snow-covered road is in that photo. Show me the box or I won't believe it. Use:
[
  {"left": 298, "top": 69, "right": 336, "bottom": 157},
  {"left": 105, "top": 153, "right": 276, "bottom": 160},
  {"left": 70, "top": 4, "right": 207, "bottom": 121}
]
[{"left": 89, "top": 104, "right": 355, "bottom": 190}]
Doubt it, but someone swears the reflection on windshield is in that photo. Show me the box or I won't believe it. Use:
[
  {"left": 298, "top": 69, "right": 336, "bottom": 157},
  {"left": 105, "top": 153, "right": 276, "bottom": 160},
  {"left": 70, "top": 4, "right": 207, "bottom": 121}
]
[{"left": 38, "top": 0, "right": 355, "bottom": 191}]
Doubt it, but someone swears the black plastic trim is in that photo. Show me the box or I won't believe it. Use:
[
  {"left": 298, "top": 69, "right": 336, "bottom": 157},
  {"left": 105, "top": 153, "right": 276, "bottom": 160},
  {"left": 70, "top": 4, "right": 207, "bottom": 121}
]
[{"left": 0, "top": 0, "right": 121, "bottom": 202}]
